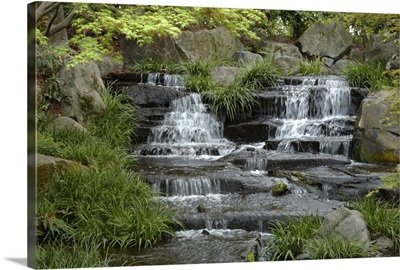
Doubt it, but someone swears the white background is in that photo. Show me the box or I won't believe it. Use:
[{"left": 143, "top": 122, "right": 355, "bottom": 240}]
[{"left": 1, "top": 0, "right": 399, "bottom": 269}]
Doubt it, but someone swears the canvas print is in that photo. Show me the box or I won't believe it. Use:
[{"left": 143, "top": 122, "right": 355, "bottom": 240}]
[{"left": 28, "top": 1, "right": 400, "bottom": 269}]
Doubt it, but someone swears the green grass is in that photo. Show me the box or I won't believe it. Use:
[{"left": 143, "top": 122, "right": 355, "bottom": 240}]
[
  {"left": 37, "top": 167, "right": 180, "bottom": 249},
  {"left": 351, "top": 197, "right": 400, "bottom": 253},
  {"left": 36, "top": 89, "right": 183, "bottom": 268},
  {"left": 36, "top": 240, "right": 111, "bottom": 269},
  {"left": 266, "top": 198, "right": 400, "bottom": 261},
  {"left": 298, "top": 57, "right": 327, "bottom": 76},
  {"left": 303, "top": 232, "right": 378, "bottom": 259},
  {"left": 129, "top": 57, "right": 185, "bottom": 74},
  {"left": 266, "top": 215, "right": 322, "bottom": 260},
  {"left": 235, "top": 60, "right": 281, "bottom": 90},
  {"left": 342, "top": 61, "right": 391, "bottom": 92},
  {"left": 204, "top": 83, "right": 257, "bottom": 122}
]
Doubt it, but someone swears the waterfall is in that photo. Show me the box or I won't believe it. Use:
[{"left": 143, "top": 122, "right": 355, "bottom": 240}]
[
  {"left": 274, "top": 76, "right": 353, "bottom": 155},
  {"left": 147, "top": 93, "right": 235, "bottom": 157},
  {"left": 165, "top": 177, "right": 221, "bottom": 197}
]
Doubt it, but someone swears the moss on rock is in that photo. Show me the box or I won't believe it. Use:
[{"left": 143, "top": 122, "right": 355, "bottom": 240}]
[{"left": 272, "top": 183, "right": 288, "bottom": 197}]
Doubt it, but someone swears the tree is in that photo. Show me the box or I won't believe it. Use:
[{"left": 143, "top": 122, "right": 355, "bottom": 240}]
[{"left": 35, "top": 3, "right": 266, "bottom": 68}]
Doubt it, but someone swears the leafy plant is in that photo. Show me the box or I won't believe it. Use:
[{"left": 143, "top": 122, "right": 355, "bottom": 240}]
[
  {"left": 266, "top": 214, "right": 322, "bottom": 260},
  {"left": 205, "top": 83, "right": 256, "bottom": 122},
  {"left": 351, "top": 197, "right": 400, "bottom": 253},
  {"left": 89, "top": 87, "right": 138, "bottom": 148},
  {"left": 303, "top": 232, "right": 378, "bottom": 259},
  {"left": 235, "top": 60, "right": 281, "bottom": 90},
  {"left": 342, "top": 61, "right": 390, "bottom": 92},
  {"left": 36, "top": 240, "right": 111, "bottom": 269},
  {"left": 129, "top": 57, "right": 185, "bottom": 74},
  {"left": 298, "top": 56, "right": 327, "bottom": 76}
]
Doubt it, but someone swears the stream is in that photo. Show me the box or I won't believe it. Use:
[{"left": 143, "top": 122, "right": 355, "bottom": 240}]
[{"left": 107, "top": 75, "right": 395, "bottom": 266}]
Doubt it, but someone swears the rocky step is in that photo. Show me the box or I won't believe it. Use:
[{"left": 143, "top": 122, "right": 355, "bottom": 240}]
[
  {"left": 133, "top": 143, "right": 235, "bottom": 157},
  {"left": 253, "top": 87, "right": 367, "bottom": 118},
  {"left": 220, "top": 148, "right": 352, "bottom": 171},
  {"left": 225, "top": 118, "right": 355, "bottom": 143},
  {"left": 109, "top": 229, "right": 270, "bottom": 265},
  {"left": 165, "top": 192, "right": 343, "bottom": 231},
  {"left": 265, "top": 137, "right": 353, "bottom": 156},
  {"left": 274, "top": 163, "right": 394, "bottom": 201}
]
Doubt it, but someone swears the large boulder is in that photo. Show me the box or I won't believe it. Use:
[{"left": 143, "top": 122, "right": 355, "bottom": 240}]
[
  {"left": 330, "top": 59, "right": 356, "bottom": 75},
  {"left": 351, "top": 90, "right": 400, "bottom": 164},
  {"left": 124, "top": 84, "right": 188, "bottom": 107},
  {"left": 95, "top": 56, "right": 124, "bottom": 77},
  {"left": 210, "top": 66, "right": 238, "bottom": 86},
  {"left": 36, "top": 154, "right": 84, "bottom": 191},
  {"left": 365, "top": 43, "right": 399, "bottom": 63},
  {"left": 321, "top": 207, "right": 370, "bottom": 248},
  {"left": 298, "top": 21, "right": 353, "bottom": 60},
  {"left": 236, "top": 51, "right": 263, "bottom": 65},
  {"left": 273, "top": 57, "right": 301, "bottom": 76},
  {"left": 58, "top": 60, "right": 106, "bottom": 123},
  {"left": 174, "top": 27, "right": 244, "bottom": 61},
  {"left": 49, "top": 116, "right": 87, "bottom": 133},
  {"left": 262, "top": 40, "right": 303, "bottom": 61},
  {"left": 120, "top": 35, "right": 182, "bottom": 67}
]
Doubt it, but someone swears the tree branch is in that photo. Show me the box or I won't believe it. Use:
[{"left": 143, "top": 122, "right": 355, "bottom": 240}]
[
  {"left": 36, "top": 2, "right": 62, "bottom": 22},
  {"left": 44, "top": 4, "right": 59, "bottom": 36},
  {"left": 47, "top": 4, "right": 79, "bottom": 37}
]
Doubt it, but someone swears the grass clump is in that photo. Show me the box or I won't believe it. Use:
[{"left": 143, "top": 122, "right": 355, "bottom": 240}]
[
  {"left": 129, "top": 57, "right": 185, "bottom": 74},
  {"left": 37, "top": 167, "right": 180, "bottom": 249},
  {"left": 266, "top": 215, "right": 322, "bottom": 260},
  {"left": 36, "top": 241, "right": 111, "bottom": 269},
  {"left": 351, "top": 197, "right": 400, "bottom": 254},
  {"left": 235, "top": 60, "right": 281, "bottom": 90},
  {"left": 266, "top": 198, "right": 400, "bottom": 261},
  {"left": 342, "top": 61, "right": 391, "bottom": 92},
  {"left": 298, "top": 56, "right": 327, "bottom": 76},
  {"left": 204, "top": 83, "right": 256, "bottom": 122},
  {"left": 303, "top": 233, "right": 376, "bottom": 259},
  {"left": 36, "top": 89, "right": 182, "bottom": 268}
]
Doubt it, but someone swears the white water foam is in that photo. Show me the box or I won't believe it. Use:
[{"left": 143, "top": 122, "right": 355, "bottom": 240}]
[
  {"left": 147, "top": 93, "right": 235, "bottom": 158},
  {"left": 275, "top": 76, "right": 353, "bottom": 154}
]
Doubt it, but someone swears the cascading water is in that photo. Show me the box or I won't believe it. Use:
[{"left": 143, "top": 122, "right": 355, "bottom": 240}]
[
  {"left": 146, "top": 93, "right": 235, "bottom": 158},
  {"left": 273, "top": 76, "right": 354, "bottom": 155}
]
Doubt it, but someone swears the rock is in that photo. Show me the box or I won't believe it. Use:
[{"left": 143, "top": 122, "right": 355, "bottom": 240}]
[
  {"left": 321, "top": 207, "right": 370, "bottom": 248},
  {"left": 273, "top": 57, "right": 301, "bottom": 76},
  {"left": 124, "top": 84, "right": 188, "bottom": 107},
  {"left": 198, "top": 203, "right": 207, "bottom": 213},
  {"left": 174, "top": 26, "right": 244, "bottom": 61},
  {"left": 271, "top": 183, "right": 288, "bottom": 196},
  {"left": 298, "top": 21, "right": 353, "bottom": 60},
  {"left": 262, "top": 40, "right": 303, "bottom": 61},
  {"left": 372, "top": 235, "right": 394, "bottom": 255},
  {"left": 351, "top": 90, "right": 400, "bottom": 164},
  {"left": 49, "top": 116, "right": 87, "bottom": 133},
  {"left": 322, "top": 57, "right": 335, "bottom": 67},
  {"left": 36, "top": 154, "right": 84, "bottom": 191},
  {"left": 120, "top": 35, "right": 182, "bottom": 67},
  {"left": 330, "top": 59, "right": 356, "bottom": 75},
  {"left": 236, "top": 51, "right": 263, "bottom": 65},
  {"left": 210, "top": 66, "right": 238, "bottom": 86},
  {"left": 349, "top": 47, "right": 365, "bottom": 62},
  {"left": 95, "top": 56, "right": 124, "bottom": 77},
  {"left": 201, "top": 229, "right": 210, "bottom": 235},
  {"left": 386, "top": 54, "right": 400, "bottom": 70},
  {"left": 366, "top": 43, "right": 399, "bottom": 63},
  {"left": 58, "top": 60, "right": 106, "bottom": 123}
]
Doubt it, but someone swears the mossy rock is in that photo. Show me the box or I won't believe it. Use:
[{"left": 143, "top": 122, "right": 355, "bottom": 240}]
[
  {"left": 272, "top": 183, "right": 288, "bottom": 197},
  {"left": 36, "top": 154, "right": 85, "bottom": 191}
]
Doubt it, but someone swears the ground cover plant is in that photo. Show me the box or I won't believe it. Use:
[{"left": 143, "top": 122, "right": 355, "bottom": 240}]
[{"left": 36, "top": 89, "right": 182, "bottom": 268}]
